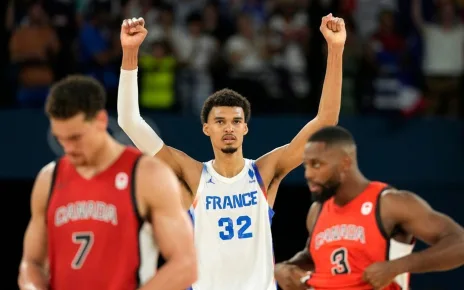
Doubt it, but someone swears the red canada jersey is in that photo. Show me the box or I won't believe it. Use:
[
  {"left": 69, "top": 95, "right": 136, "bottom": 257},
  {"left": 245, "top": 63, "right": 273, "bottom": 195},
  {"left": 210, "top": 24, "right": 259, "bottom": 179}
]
[
  {"left": 47, "top": 147, "right": 147, "bottom": 290},
  {"left": 307, "top": 182, "right": 414, "bottom": 290}
]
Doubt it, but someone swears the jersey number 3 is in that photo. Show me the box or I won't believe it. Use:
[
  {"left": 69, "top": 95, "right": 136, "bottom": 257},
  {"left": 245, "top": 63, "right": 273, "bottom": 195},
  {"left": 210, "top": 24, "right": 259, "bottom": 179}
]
[
  {"left": 71, "top": 232, "right": 94, "bottom": 269},
  {"left": 331, "top": 247, "right": 350, "bottom": 275},
  {"left": 218, "top": 215, "right": 252, "bottom": 240}
]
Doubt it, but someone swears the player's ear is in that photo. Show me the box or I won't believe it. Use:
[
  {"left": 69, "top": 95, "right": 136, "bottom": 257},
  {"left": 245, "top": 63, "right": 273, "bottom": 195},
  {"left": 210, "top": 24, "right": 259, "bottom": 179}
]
[
  {"left": 342, "top": 155, "right": 352, "bottom": 171},
  {"left": 95, "top": 110, "right": 108, "bottom": 130},
  {"left": 203, "top": 123, "right": 210, "bottom": 136},
  {"left": 243, "top": 123, "right": 248, "bottom": 136}
]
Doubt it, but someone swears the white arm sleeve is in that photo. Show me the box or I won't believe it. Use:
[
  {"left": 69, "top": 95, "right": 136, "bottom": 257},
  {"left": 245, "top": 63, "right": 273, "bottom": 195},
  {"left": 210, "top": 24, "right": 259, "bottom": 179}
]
[{"left": 117, "top": 68, "right": 164, "bottom": 156}]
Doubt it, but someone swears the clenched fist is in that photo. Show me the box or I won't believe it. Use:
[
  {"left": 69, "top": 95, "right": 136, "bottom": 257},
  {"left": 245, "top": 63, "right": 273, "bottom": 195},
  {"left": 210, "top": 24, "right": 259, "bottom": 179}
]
[
  {"left": 363, "top": 261, "right": 400, "bottom": 290},
  {"left": 320, "top": 13, "right": 346, "bottom": 49},
  {"left": 120, "top": 17, "right": 147, "bottom": 50}
]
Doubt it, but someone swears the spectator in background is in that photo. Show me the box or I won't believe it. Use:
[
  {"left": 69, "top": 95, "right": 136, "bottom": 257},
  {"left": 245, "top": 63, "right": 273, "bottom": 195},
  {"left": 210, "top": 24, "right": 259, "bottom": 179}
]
[
  {"left": 176, "top": 11, "right": 217, "bottom": 115},
  {"left": 76, "top": 0, "right": 122, "bottom": 25},
  {"left": 139, "top": 39, "right": 177, "bottom": 111},
  {"left": 170, "top": 0, "right": 206, "bottom": 27},
  {"left": 202, "top": 1, "right": 234, "bottom": 45},
  {"left": 339, "top": 14, "right": 362, "bottom": 114},
  {"left": 225, "top": 13, "right": 267, "bottom": 75},
  {"left": 352, "top": 0, "right": 397, "bottom": 40},
  {"left": 241, "top": 0, "right": 269, "bottom": 30},
  {"left": 124, "top": 0, "right": 160, "bottom": 54},
  {"left": 9, "top": 1, "right": 60, "bottom": 108},
  {"left": 225, "top": 12, "right": 280, "bottom": 106},
  {"left": 78, "top": 3, "right": 121, "bottom": 108},
  {"left": 268, "top": 0, "right": 310, "bottom": 99},
  {"left": 43, "top": 0, "right": 78, "bottom": 79},
  {"left": 412, "top": 0, "right": 463, "bottom": 118},
  {"left": 366, "top": 9, "right": 422, "bottom": 115},
  {"left": 149, "top": 4, "right": 183, "bottom": 57}
]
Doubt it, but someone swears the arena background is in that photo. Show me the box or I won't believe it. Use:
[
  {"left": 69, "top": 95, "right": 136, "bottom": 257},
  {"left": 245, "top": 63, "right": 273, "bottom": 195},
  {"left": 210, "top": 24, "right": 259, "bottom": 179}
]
[{"left": 2, "top": 0, "right": 464, "bottom": 289}]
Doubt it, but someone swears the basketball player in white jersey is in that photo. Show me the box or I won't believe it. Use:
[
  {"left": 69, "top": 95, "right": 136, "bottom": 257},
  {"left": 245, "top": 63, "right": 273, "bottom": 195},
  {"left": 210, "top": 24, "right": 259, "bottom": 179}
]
[{"left": 117, "top": 14, "right": 346, "bottom": 290}]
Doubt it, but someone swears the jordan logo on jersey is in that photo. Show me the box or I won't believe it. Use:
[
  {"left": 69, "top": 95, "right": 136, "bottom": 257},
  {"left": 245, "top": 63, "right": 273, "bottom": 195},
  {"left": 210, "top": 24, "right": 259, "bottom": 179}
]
[
  {"left": 207, "top": 176, "right": 215, "bottom": 184},
  {"left": 205, "top": 190, "right": 258, "bottom": 210},
  {"left": 54, "top": 200, "right": 118, "bottom": 227},
  {"left": 314, "top": 224, "right": 366, "bottom": 250}
]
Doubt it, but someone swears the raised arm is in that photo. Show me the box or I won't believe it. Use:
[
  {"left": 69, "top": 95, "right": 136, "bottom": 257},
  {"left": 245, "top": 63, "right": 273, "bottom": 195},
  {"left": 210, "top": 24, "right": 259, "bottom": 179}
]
[
  {"left": 363, "top": 190, "right": 464, "bottom": 289},
  {"left": 256, "top": 15, "right": 344, "bottom": 183},
  {"left": 117, "top": 18, "right": 202, "bottom": 187},
  {"left": 137, "top": 157, "right": 197, "bottom": 290},
  {"left": 18, "top": 163, "right": 55, "bottom": 290}
]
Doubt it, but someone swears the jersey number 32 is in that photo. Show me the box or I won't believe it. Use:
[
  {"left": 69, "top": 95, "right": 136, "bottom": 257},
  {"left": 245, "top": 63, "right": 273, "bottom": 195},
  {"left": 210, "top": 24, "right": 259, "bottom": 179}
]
[{"left": 218, "top": 215, "right": 252, "bottom": 240}]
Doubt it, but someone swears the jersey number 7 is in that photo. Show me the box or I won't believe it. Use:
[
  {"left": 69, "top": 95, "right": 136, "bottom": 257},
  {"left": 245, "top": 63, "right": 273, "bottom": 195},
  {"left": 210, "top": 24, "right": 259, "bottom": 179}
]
[
  {"left": 71, "top": 232, "right": 94, "bottom": 269},
  {"left": 218, "top": 215, "right": 252, "bottom": 240}
]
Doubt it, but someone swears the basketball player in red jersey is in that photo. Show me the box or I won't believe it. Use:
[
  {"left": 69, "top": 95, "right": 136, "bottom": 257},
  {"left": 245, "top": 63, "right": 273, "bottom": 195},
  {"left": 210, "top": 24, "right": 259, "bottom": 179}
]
[
  {"left": 275, "top": 126, "right": 464, "bottom": 290},
  {"left": 18, "top": 76, "right": 197, "bottom": 290}
]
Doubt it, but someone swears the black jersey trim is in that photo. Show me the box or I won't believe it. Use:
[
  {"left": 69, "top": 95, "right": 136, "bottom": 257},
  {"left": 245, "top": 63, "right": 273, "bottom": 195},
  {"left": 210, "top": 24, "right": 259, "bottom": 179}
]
[
  {"left": 130, "top": 154, "right": 144, "bottom": 288},
  {"left": 308, "top": 201, "right": 324, "bottom": 272},
  {"left": 45, "top": 159, "right": 61, "bottom": 224},
  {"left": 130, "top": 155, "right": 144, "bottom": 226},
  {"left": 375, "top": 186, "right": 392, "bottom": 241},
  {"left": 375, "top": 185, "right": 397, "bottom": 260}
]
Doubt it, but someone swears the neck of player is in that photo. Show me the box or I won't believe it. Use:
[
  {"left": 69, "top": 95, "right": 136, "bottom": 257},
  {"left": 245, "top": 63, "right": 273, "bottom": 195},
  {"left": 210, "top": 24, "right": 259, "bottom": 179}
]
[
  {"left": 212, "top": 147, "right": 245, "bottom": 178},
  {"left": 82, "top": 134, "right": 125, "bottom": 174},
  {"left": 334, "top": 169, "right": 370, "bottom": 206}
]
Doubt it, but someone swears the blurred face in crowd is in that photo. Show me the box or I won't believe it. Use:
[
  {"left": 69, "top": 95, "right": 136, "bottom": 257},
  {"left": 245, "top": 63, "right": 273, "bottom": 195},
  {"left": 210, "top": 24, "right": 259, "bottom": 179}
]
[
  {"left": 51, "top": 112, "right": 108, "bottom": 166},
  {"left": 28, "top": 3, "right": 47, "bottom": 25},
  {"left": 188, "top": 20, "right": 203, "bottom": 37},
  {"left": 160, "top": 9, "right": 174, "bottom": 27},
  {"left": 379, "top": 10, "right": 395, "bottom": 33},
  {"left": 440, "top": 3, "right": 456, "bottom": 25},
  {"left": 152, "top": 42, "right": 167, "bottom": 58},
  {"left": 203, "top": 4, "right": 218, "bottom": 28},
  {"left": 237, "top": 15, "right": 254, "bottom": 38}
]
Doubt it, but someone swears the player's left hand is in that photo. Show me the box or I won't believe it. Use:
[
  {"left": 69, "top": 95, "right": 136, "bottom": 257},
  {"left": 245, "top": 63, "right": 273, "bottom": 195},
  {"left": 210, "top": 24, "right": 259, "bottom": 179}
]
[
  {"left": 320, "top": 13, "right": 346, "bottom": 48},
  {"left": 362, "top": 261, "right": 401, "bottom": 290}
]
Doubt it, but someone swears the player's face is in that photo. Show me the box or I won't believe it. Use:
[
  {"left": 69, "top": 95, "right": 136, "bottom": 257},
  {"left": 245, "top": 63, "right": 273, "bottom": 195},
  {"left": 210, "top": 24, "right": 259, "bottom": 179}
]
[
  {"left": 203, "top": 106, "right": 248, "bottom": 154},
  {"left": 50, "top": 111, "right": 108, "bottom": 166},
  {"left": 303, "top": 142, "right": 343, "bottom": 203}
]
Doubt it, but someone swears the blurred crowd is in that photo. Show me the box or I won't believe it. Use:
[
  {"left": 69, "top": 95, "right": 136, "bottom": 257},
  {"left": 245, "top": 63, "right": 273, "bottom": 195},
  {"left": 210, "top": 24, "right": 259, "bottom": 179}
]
[{"left": 2, "top": 0, "right": 464, "bottom": 118}]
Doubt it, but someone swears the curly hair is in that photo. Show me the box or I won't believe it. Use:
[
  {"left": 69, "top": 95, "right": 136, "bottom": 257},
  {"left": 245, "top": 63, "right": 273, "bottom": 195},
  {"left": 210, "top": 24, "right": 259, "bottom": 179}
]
[
  {"left": 45, "top": 75, "right": 106, "bottom": 120},
  {"left": 200, "top": 89, "right": 251, "bottom": 124}
]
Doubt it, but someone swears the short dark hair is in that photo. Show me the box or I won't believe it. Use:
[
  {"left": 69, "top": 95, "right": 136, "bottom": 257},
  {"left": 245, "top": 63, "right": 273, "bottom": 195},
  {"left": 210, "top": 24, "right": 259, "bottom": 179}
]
[
  {"left": 45, "top": 75, "right": 106, "bottom": 120},
  {"left": 308, "top": 126, "right": 355, "bottom": 146},
  {"left": 201, "top": 89, "right": 251, "bottom": 124},
  {"left": 186, "top": 11, "right": 202, "bottom": 24}
]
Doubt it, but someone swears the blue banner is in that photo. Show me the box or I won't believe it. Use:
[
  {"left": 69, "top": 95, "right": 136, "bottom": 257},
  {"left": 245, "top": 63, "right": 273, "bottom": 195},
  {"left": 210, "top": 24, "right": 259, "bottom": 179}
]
[{"left": 3, "top": 109, "right": 464, "bottom": 188}]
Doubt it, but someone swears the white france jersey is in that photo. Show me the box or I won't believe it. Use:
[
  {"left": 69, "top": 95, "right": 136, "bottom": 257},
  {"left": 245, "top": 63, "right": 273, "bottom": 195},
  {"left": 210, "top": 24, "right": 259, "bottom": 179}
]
[{"left": 188, "top": 159, "right": 276, "bottom": 290}]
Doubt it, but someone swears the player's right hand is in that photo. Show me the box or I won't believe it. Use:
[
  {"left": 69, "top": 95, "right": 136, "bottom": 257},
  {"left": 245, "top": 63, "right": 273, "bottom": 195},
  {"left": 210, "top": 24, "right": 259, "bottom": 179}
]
[
  {"left": 120, "top": 17, "right": 147, "bottom": 50},
  {"left": 274, "top": 263, "right": 310, "bottom": 290}
]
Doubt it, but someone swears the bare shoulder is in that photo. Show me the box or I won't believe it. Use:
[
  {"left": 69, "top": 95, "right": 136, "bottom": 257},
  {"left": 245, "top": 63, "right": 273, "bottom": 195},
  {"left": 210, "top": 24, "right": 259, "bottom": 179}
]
[
  {"left": 137, "top": 154, "right": 173, "bottom": 174},
  {"left": 34, "top": 161, "right": 57, "bottom": 196},
  {"left": 306, "top": 202, "right": 322, "bottom": 233},
  {"left": 254, "top": 145, "right": 288, "bottom": 190},
  {"left": 136, "top": 155, "right": 182, "bottom": 207},
  {"left": 380, "top": 189, "right": 431, "bottom": 215},
  {"left": 31, "top": 161, "right": 57, "bottom": 211},
  {"left": 158, "top": 145, "right": 203, "bottom": 193}
]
